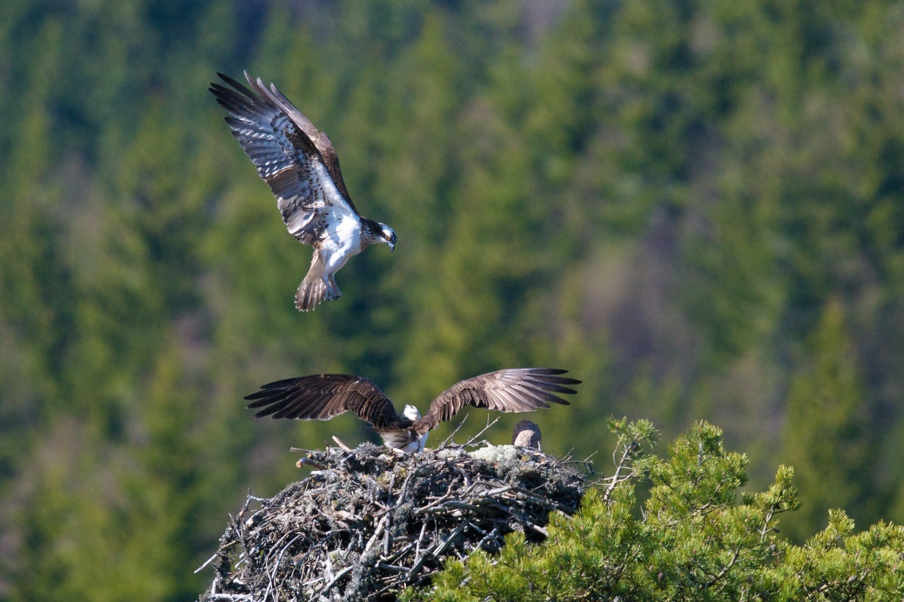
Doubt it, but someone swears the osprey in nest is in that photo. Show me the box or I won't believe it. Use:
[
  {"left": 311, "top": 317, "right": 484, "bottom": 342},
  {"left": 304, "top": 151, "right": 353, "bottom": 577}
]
[
  {"left": 245, "top": 368, "right": 580, "bottom": 452},
  {"left": 210, "top": 72, "right": 396, "bottom": 311},
  {"left": 512, "top": 420, "right": 543, "bottom": 450}
]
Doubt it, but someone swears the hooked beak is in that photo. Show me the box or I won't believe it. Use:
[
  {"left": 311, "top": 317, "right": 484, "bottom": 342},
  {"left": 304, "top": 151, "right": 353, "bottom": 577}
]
[{"left": 380, "top": 225, "right": 397, "bottom": 251}]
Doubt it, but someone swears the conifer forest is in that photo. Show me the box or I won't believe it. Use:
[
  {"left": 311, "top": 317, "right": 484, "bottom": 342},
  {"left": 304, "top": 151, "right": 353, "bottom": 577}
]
[{"left": 2, "top": 1, "right": 904, "bottom": 599}]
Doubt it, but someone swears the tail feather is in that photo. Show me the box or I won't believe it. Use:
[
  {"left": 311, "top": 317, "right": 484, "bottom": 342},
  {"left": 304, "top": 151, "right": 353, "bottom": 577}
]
[
  {"left": 295, "top": 276, "right": 325, "bottom": 311},
  {"left": 295, "top": 264, "right": 341, "bottom": 312}
]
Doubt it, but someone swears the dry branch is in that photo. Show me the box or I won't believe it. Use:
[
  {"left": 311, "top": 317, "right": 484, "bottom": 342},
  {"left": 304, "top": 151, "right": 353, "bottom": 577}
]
[{"left": 198, "top": 442, "right": 586, "bottom": 601}]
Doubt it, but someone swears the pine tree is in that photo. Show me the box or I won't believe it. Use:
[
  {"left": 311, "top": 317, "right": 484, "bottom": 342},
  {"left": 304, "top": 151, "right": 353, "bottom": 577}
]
[
  {"left": 408, "top": 420, "right": 904, "bottom": 601},
  {"left": 781, "top": 299, "right": 873, "bottom": 542}
]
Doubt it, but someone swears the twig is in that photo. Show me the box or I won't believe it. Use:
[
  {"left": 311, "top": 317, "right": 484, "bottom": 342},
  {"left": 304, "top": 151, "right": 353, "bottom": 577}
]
[
  {"left": 527, "top": 523, "right": 549, "bottom": 537},
  {"left": 383, "top": 541, "right": 417, "bottom": 564},
  {"left": 383, "top": 521, "right": 391, "bottom": 556},
  {"left": 331, "top": 435, "right": 352, "bottom": 451},
  {"left": 439, "top": 413, "right": 468, "bottom": 448},
  {"left": 408, "top": 522, "right": 429, "bottom": 581},
  {"left": 604, "top": 438, "right": 639, "bottom": 504},
  {"left": 364, "top": 514, "right": 389, "bottom": 554},
  {"left": 476, "top": 525, "right": 502, "bottom": 551},
  {"left": 413, "top": 482, "right": 457, "bottom": 514},
  {"left": 296, "top": 456, "right": 326, "bottom": 469},
  {"left": 263, "top": 533, "right": 302, "bottom": 601},
  {"left": 703, "top": 547, "right": 741, "bottom": 588},
  {"left": 464, "top": 416, "right": 501, "bottom": 447},
  {"left": 433, "top": 521, "right": 470, "bottom": 556},
  {"left": 195, "top": 546, "right": 229, "bottom": 574},
  {"left": 319, "top": 565, "right": 353, "bottom": 595}
]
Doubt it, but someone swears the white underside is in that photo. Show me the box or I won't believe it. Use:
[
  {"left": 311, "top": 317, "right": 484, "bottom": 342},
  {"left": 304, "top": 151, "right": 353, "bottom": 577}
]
[
  {"left": 398, "top": 436, "right": 425, "bottom": 453},
  {"left": 318, "top": 213, "right": 363, "bottom": 274},
  {"left": 399, "top": 405, "right": 428, "bottom": 453},
  {"left": 295, "top": 190, "right": 363, "bottom": 309}
]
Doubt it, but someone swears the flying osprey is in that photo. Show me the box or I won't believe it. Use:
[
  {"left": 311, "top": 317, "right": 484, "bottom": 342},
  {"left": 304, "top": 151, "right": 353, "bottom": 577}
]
[
  {"left": 210, "top": 72, "right": 396, "bottom": 311},
  {"left": 245, "top": 368, "right": 580, "bottom": 452}
]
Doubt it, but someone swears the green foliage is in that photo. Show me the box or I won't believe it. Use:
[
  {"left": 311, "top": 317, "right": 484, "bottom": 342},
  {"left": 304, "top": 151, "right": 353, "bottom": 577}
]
[
  {"left": 3, "top": 0, "right": 904, "bottom": 599},
  {"left": 408, "top": 421, "right": 904, "bottom": 601},
  {"left": 781, "top": 299, "right": 873, "bottom": 541}
]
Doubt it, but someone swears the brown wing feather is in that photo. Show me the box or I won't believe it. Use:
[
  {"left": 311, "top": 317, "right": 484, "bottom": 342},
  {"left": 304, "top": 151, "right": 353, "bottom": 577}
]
[
  {"left": 244, "top": 374, "right": 402, "bottom": 428},
  {"left": 209, "top": 72, "right": 360, "bottom": 247},
  {"left": 415, "top": 368, "right": 580, "bottom": 433},
  {"left": 260, "top": 78, "right": 353, "bottom": 204}
]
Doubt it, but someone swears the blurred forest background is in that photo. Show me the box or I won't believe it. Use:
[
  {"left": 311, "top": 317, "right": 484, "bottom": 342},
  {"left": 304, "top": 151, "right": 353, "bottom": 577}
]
[{"left": 2, "top": 0, "right": 904, "bottom": 599}]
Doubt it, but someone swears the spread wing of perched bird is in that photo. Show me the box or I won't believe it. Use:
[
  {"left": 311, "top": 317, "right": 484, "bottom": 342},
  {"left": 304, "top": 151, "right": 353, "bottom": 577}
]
[
  {"left": 512, "top": 420, "right": 542, "bottom": 450},
  {"left": 209, "top": 72, "right": 396, "bottom": 311},
  {"left": 245, "top": 368, "right": 580, "bottom": 452}
]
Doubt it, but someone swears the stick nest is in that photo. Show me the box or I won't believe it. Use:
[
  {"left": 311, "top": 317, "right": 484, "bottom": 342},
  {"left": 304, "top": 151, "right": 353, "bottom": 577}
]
[{"left": 199, "top": 442, "right": 586, "bottom": 601}]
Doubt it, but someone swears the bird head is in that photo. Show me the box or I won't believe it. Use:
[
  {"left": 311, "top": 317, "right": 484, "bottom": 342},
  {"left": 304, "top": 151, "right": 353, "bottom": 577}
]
[
  {"left": 402, "top": 404, "right": 420, "bottom": 421},
  {"left": 379, "top": 224, "right": 397, "bottom": 251},
  {"left": 512, "top": 420, "right": 542, "bottom": 450}
]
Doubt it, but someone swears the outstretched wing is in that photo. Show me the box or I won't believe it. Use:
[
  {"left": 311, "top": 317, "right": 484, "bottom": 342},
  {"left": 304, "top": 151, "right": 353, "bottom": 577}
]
[
  {"left": 245, "top": 374, "right": 403, "bottom": 429},
  {"left": 416, "top": 368, "right": 580, "bottom": 433},
  {"left": 209, "top": 72, "right": 359, "bottom": 245}
]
